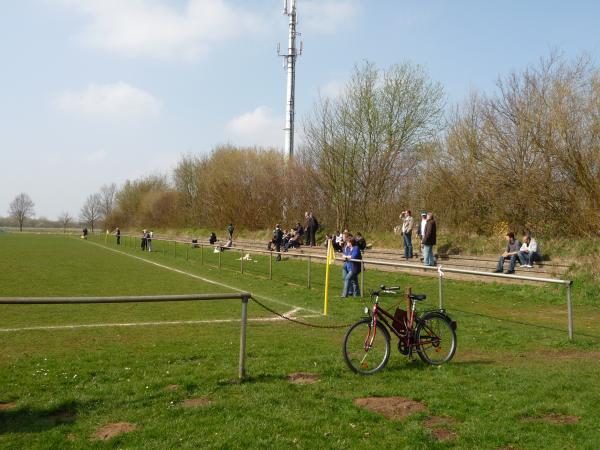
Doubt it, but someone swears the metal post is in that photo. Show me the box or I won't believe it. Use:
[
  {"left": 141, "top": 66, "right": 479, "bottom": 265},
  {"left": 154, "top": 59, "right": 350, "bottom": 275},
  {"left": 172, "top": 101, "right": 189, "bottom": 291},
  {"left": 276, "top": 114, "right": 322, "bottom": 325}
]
[
  {"left": 269, "top": 252, "right": 273, "bottom": 280},
  {"left": 240, "top": 249, "right": 244, "bottom": 274},
  {"left": 186, "top": 247, "right": 189, "bottom": 261},
  {"left": 200, "top": 243, "right": 204, "bottom": 265},
  {"left": 360, "top": 261, "right": 364, "bottom": 298},
  {"left": 174, "top": 241, "right": 177, "bottom": 258},
  {"left": 239, "top": 295, "right": 249, "bottom": 379},
  {"left": 218, "top": 249, "right": 222, "bottom": 269},
  {"left": 567, "top": 282, "right": 574, "bottom": 340},
  {"left": 307, "top": 256, "right": 311, "bottom": 288},
  {"left": 438, "top": 273, "right": 444, "bottom": 310}
]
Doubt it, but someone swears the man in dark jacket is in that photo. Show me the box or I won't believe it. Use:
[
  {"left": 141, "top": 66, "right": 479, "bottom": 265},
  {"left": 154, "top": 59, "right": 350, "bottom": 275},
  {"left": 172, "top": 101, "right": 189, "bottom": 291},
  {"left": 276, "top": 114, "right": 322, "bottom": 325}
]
[
  {"left": 307, "top": 212, "right": 318, "bottom": 246},
  {"left": 273, "top": 224, "right": 284, "bottom": 261},
  {"left": 227, "top": 223, "right": 234, "bottom": 240},
  {"left": 422, "top": 213, "right": 437, "bottom": 267}
]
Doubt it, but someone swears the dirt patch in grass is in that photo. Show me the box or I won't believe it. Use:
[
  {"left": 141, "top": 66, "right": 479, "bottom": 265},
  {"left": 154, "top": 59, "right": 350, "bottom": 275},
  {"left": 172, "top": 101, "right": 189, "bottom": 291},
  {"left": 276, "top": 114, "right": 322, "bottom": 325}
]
[
  {"left": 288, "top": 372, "right": 320, "bottom": 385},
  {"left": 182, "top": 397, "right": 213, "bottom": 408},
  {"left": 431, "top": 427, "right": 457, "bottom": 442},
  {"left": 0, "top": 402, "right": 17, "bottom": 410},
  {"left": 48, "top": 410, "right": 76, "bottom": 424},
  {"left": 354, "top": 397, "right": 426, "bottom": 420},
  {"left": 165, "top": 384, "right": 180, "bottom": 392},
  {"left": 523, "top": 413, "right": 580, "bottom": 425},
  {"left": 92, "top": 422, "right": 137, "bottom": 441}
]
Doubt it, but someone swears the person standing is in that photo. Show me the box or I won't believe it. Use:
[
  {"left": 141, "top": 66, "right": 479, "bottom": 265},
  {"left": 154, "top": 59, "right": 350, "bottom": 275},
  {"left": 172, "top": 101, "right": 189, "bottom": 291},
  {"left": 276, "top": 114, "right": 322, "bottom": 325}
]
[
  {"left": 273, "top": 224, "right": 284, "bottom": 261},
  {"left": 147, "top": 230, "right": 153, "bottom": 252},
  {"left": 115, "top": 227, "right": 121, "bottom": 245},
  {"left": 141, "top": 229, "right": 147, "bottom": 251},
  {"left": 416, "top": 211, "right": 427, "bottom": 259},
  {"left": 341, "top": 236, "right": 362, "bottom": 298},
  {"left": 227, "top": 223, "right": 234, "bottom": 241},
  {"left": 307, "top": 212, "right": 318, "bottom": 247},
  {"left": 400, "top": 210, "right": 414, "bottom": 259},
  {"left": 422, "top": 213, "right": 437, "bottom": 267}
]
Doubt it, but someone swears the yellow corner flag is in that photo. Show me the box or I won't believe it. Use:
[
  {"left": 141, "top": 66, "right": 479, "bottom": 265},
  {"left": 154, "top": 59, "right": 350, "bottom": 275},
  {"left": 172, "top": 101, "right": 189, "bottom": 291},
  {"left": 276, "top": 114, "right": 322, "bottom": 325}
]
[{"left": 323, "top": 239, "right": 335, "bottom": 315}]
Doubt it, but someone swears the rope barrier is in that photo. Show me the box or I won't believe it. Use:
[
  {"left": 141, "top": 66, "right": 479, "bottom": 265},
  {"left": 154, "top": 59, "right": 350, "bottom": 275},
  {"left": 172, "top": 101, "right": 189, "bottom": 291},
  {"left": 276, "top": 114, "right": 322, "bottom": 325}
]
[{"left": 251, "top": 297, "right": 353, "bottom": 329}]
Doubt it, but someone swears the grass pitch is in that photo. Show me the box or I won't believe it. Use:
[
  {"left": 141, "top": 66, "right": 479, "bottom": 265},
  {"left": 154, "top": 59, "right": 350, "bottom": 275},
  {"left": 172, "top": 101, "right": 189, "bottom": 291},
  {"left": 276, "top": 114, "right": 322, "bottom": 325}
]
[{"left": 1, "top": 233, "right": 599, "bottom": 449}]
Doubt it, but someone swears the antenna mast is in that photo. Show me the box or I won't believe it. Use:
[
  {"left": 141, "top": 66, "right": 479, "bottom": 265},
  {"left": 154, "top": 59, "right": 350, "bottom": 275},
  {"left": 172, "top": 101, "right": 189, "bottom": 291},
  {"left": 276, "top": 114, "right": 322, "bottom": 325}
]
[{"left": 278, "top": 0, "right": 302, "bottom": 158}]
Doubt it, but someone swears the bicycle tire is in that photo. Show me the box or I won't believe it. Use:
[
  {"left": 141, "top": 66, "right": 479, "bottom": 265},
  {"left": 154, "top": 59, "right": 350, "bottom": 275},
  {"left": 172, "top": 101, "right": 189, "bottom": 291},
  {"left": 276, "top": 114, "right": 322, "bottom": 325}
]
[
  {"left": 415, "top": 311, "right": 457, "bottom": 365},
  {"left": 342, "top": 318, "right": 391, "bottom": 375}
]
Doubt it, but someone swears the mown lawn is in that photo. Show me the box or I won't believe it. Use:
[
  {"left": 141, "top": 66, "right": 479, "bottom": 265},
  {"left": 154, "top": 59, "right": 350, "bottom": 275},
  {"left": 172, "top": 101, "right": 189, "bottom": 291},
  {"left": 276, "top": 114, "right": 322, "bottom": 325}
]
[{"left": 1, "top": 233, "right": 599, "bottom": 449}]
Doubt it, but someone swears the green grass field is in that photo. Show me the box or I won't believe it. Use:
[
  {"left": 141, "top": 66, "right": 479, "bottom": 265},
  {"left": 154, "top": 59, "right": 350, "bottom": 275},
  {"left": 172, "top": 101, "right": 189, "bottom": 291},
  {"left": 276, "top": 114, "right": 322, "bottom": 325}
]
[{"left": 1, "top": 233, "right": 599, "bottom": 449}]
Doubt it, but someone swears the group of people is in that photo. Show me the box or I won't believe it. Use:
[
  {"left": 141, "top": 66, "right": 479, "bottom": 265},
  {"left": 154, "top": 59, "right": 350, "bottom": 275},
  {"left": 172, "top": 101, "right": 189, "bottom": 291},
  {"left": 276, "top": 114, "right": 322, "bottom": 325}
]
[
  {"left": 398, "top": 210, "right": 437, "bottom": 267},
  {"left": 495, "top": 232, "right": 540, "bottom": 274},
  {"left": 140, "top": 229, "right": 154, "bottom": 251},
  {"left": 326, "top": 230, "right": 367, "bottom": 253}
]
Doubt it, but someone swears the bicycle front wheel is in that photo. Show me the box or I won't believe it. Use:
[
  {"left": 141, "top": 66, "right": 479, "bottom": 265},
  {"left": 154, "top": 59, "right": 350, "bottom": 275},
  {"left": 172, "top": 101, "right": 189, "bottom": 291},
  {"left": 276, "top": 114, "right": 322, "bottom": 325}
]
[
  {"left": 343, "top": 318, "right": 391, "bottom": 375},
  {"left": 415, "top": 312, "right": 457, "bottom": 365}
]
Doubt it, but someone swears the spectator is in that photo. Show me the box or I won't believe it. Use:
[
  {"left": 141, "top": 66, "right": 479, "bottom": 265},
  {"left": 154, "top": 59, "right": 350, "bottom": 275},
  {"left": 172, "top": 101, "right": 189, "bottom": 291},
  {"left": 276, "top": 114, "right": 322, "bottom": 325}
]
[
  {"left": 306, "top": 212, "right": 318, "bottom": 247},
  {"left": 416, "top": 211, "right": 427, "bottom": 259},
  {"left": 147, "top": 230, "right": 153, "bottom": 252},
  {"left": 333, "top": 230, "right": 343, "bottom": 252},
  {"left": 82, "top": 227, "right": 88, "bottom": 240},
  {"left": 400, "top": 210, "right": 414, "bottom": 259},
  {"left": 227, "top": 223, "right": 234, "bottom": 240},
  {"left": 295, "top": 222, "right": 305, "bottom": 238},
  {"left": 209, "top": 232, "right": 217, "bottom": 245},
  {"left": 422, "top": 213, "right": 437, "bottom": 267},
  {"left": 341, "top": 235, "right": 362, "bottom": 298},
  {"left": 355, "top": 232, "right": 367, "bottom": 251},
  {"left": 141, "top": 229, "right": 147, "bottom": 251},
  {"left": 494, "top": 232, "right": 521, "bottom": 274},
  {"left": 272, "top": 224, "right": 284, "bottom": 261},
  {"left": 115, "top": 227, "right": 121, "bottom": 245},
  {"left": 518, "top": 234, "right": 540, "bottom": 268}
]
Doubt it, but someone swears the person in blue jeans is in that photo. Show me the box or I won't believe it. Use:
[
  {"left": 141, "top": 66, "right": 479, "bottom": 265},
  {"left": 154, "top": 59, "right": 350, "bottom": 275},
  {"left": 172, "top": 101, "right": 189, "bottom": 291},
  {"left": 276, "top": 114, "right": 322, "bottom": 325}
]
[
  {"left": 400, "top": 210, "right": 414, "bottom": 259},
  {"left": 341, "top": 236, "right": 362, "bottom": 297},
  {"left": 494, "top": 232, "right": 521, "bottom": 274}
]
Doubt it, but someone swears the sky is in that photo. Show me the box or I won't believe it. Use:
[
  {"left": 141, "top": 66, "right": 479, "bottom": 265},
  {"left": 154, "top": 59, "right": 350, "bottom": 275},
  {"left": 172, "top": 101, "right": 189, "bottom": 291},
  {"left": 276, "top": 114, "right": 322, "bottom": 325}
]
[{"left": 1, "top": 0, "right": 599, "bottom": 219}]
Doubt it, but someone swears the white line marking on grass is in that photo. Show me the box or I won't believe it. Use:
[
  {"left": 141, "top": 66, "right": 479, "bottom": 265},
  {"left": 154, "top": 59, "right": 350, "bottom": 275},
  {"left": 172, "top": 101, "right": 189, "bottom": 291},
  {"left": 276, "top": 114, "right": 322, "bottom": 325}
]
[
  {"left": 85, "top": 240, "right": 322, "bottom": 315},
  {"left": 0, "top": 314, "right": 322, "bottom": 333}
]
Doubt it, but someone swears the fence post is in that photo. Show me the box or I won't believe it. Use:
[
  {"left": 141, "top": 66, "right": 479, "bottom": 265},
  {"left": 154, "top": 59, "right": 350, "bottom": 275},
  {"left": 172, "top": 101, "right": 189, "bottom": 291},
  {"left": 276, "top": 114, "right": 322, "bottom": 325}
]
[
  {"left": 200, "top": 243, "right": 204, "bottom": 265},
  {"left": 360, "top": 261, "right": 364, "bottom": 298},
  {"left": 186, "top": 247, "right": 189, "bottom": 261},
  {"left": 269, "top": 251, "right": 273, "bottom": 280},
  {"left": 240, "top": 249, "right": 244, "bottom": 274},
  {"left": 218, "top": 249, "right": 222, "bottom": 269},
  {"left": 174, "top": 241, "right": 177, "bottom": 258},
  {"left": 239, "top": 295, "right": 249, "bottom": 379},
  {"left": 307, "top": 256, "right": 311, "bottom": 288},
  {"left": 567, "top": 282, "right": 574, "bottom": 340}
]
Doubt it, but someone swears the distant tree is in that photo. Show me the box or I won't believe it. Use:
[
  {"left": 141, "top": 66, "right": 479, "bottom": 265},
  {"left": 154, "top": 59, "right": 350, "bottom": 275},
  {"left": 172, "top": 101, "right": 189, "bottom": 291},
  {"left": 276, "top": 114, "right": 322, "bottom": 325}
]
[
  {"left": 99, "top": 183, "right": 117, "bottom": 218},
  {"left": 80, "top": 193, "right": 103, "bottom": 232},
  {"left": 9, "top": 193, "right": 35, "bottom": 231},
  {"left": 58, "top": 211, "right": 73, "bottom": 233}
]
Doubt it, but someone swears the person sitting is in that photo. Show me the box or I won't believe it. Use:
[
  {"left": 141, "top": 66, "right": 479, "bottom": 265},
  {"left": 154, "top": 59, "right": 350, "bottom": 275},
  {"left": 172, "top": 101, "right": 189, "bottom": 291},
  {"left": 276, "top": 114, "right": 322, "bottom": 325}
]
[
  {"left": 494, "top": 232, "right": 521, "bottom": 274},
  {"left": 518, "top": 234, "right": 540, "bottom": 268},
  {"left": 209, "top": 232, "right": 217, "bottom": 245},
  {"left": 295, "top": 222, "right": 305, "bottom": 238},
  {"left": 332, "top": 230, "right": 343, "bottom": 252},
  {"left": 355, "top": 232, "right": 367, "bottom": 251}
]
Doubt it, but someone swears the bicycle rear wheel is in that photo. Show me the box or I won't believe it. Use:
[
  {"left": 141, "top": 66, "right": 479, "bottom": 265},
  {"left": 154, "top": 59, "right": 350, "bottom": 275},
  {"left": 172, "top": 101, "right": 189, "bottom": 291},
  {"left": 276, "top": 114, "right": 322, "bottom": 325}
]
[
  {"left": 415, "top": 312, "right": 457, "bottom": 365},
  {"left": 343, "top": 318, "right": 391, "bottom": 375}
]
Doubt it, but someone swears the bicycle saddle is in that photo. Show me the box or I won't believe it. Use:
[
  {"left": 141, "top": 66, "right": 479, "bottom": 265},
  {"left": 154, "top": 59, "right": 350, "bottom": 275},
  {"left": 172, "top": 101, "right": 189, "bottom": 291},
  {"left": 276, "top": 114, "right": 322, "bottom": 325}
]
[{"left": 410, "top": 294, "right": 427, "bottom": 301}]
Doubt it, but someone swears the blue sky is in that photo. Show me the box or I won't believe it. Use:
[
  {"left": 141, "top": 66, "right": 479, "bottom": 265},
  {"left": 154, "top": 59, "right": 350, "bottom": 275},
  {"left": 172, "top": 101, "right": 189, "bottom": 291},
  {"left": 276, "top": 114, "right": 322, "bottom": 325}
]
[{"left": 1, "top": 0, "right": 599, "bottom": 219}]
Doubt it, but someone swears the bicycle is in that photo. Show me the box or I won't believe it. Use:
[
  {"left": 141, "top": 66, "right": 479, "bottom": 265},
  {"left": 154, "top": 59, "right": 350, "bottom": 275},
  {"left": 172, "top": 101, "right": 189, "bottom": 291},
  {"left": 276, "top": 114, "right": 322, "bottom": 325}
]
[{"left": 343, "top": 285, "right": 457, "bottom": 375}]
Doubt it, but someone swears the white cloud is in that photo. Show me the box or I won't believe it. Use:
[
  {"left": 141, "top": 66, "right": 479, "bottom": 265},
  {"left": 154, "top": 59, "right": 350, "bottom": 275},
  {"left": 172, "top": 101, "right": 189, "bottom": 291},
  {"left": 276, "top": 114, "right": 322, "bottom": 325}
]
[
  {"left": 56, "top": 82, "right": 161, "bottom": 119},
  {"left": 225, "top": 106, "right": 282, "bottom": 148},
  {"left": 319, "top": 80, "right": 345, "bottom": 98},
  {"left": 52, "top": 0, "right": 264, "bottom": 61},
  {"left": 301, "top": 1, "right": 358, "bottom": 33}
]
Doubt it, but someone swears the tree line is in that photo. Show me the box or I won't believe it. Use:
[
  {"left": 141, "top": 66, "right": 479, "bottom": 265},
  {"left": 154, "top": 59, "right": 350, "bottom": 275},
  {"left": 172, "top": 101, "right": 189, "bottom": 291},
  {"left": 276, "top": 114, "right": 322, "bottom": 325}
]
[{"left": 75, "top": 54, "right": 600, "bottom": 238}]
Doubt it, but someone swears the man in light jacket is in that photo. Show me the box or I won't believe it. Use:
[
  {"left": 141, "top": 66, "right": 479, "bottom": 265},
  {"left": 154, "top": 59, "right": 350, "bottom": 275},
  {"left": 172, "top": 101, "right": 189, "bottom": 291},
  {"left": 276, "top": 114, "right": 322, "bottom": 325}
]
[
  {"left": 518, "top": 234, "right": 540, "bottom": 268},
  {"left": 400, "top": 210, "right": 414, "bottom": 259}
]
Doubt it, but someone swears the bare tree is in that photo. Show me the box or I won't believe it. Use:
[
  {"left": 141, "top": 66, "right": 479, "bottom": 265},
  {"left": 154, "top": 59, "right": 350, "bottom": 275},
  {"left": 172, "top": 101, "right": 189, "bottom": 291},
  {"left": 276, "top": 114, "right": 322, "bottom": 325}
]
[
  {"left": 9, "top": 193, "right": 35, "bottom": 231},
  {"left": 58, "top": 211, "right": 73, "bottom": 233},
  {"left": 99, "top": 183, "right": 117, "bottom": 218},
  {"left": 80, "top": 193, "right": 103, "bottom": 232}
]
